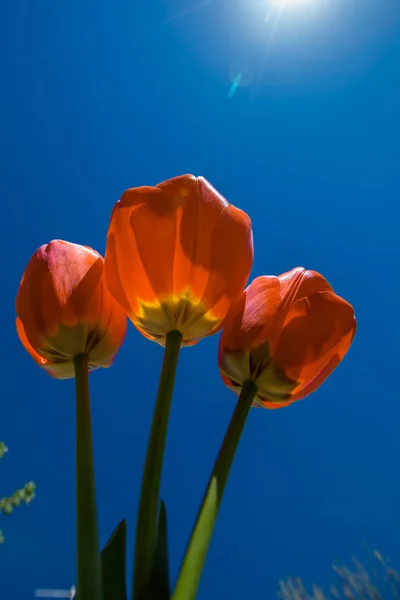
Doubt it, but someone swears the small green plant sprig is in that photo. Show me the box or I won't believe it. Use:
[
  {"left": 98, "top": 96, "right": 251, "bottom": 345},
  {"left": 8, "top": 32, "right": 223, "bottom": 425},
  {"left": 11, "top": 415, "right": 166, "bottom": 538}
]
[{"left": 0, "top": 441, "right": 36, "bottom": 543}]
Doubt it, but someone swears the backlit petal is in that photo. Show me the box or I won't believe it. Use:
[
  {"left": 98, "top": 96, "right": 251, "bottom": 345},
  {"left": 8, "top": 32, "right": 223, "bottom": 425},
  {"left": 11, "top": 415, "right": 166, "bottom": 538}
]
[
  {"left": 275, "top": 291, "right": 356, "bottom": 399},
  {"left": 105, "top": 175, "right": 253, "bottom": 345}
]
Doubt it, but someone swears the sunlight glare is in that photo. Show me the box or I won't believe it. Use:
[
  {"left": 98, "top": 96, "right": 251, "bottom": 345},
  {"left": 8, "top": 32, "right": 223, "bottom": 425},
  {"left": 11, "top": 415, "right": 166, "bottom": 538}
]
[{"left": 268, "top": 0, "right": 315, "bottom": 7}]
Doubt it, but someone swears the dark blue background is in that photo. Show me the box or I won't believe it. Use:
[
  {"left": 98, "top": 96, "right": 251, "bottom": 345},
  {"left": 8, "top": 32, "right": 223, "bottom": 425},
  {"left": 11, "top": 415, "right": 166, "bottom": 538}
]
[{"left": 1, "top": 0, "right": 399, "bottom": 598}]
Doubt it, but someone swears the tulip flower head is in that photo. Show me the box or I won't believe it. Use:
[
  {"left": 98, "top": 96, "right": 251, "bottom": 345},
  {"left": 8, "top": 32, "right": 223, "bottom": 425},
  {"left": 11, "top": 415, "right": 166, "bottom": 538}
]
[
  {"left": 16, "top": 240, "right": 127, "bottom": 379},
  {"left": 104, "top": 174, "right": 254, "bottom": 346},
  {"left": 218, "top": 268, "right": 356, "bottom": 408}
]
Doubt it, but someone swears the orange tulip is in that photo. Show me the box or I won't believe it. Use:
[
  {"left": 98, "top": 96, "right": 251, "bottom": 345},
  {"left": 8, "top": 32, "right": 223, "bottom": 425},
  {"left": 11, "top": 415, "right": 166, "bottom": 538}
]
[
  {"left": 218, "top": 267, "right": 356, "bottom": 408},
  {"left": 104, "top": 174, "right": 253, "bottom": 346},
  {"left": 16, "top": 240, "right": 127, "bottom": 379}
]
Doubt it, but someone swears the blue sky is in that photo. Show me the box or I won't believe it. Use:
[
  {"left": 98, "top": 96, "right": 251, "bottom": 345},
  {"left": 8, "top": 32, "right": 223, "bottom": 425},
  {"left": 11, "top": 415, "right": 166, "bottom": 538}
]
[{"left": 1, "top": 0, "right": 399, "bottom": 598}]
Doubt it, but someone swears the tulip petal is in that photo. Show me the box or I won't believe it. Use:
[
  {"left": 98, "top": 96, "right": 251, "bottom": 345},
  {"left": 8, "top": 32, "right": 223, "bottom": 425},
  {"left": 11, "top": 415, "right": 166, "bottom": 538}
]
[
  {"left": 220, "top": 276, "right": 282, "bottom": 351},
  {"left": 274, "top": 291, "right": 356, "bottom": 399},
  {"left": 16, "top": 241, "right": 104, "bottom": 336},
  {"left": 279, "top": 267, "right": 333, "bottom": 314},
  {"left": 16, "top": 318, "right": 48, "bottom": 368}
]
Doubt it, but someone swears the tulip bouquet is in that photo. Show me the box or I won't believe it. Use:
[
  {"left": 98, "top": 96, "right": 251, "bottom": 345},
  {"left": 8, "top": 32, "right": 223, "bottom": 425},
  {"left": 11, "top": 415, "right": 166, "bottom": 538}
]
[{"left": 15, "top": 175, "right": 356, "bottom": 600}]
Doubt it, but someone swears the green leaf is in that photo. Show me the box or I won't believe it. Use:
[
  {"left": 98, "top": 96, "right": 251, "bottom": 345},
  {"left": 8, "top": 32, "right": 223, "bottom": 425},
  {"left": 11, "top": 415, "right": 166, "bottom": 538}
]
[
  {"left": 148, "top": 500, "right": 170, "bottom": 600},
  {"left": 75, "top": 520, "right": 127, "bottom": 600},
  {"left": 102, "top": 519, "right": 128, "bottom": 600}
]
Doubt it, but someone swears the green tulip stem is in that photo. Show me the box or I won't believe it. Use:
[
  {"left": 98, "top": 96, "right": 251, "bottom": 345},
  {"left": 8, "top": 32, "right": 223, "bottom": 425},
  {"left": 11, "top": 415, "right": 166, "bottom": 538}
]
[
  {"left": 74, "top": 354, "right": 102, "bottom": 600},
  {"left": 133, "top": 330, "right": 183, "bottom": 600},
  {"left": 172, "top": 379, "right": 258, "bottom": 600}
]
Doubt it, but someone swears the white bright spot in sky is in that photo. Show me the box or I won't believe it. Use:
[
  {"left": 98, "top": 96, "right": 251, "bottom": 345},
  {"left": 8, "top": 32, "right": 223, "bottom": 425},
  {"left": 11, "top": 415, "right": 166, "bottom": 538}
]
[{"left": 263, "top": 0, "right": 319, "bottom": 24}]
